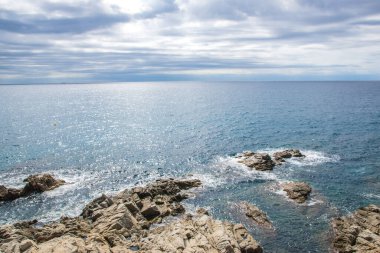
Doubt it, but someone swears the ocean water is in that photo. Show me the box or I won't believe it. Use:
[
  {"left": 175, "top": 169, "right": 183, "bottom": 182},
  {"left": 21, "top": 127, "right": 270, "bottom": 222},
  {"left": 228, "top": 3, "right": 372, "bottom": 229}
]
[{"left": 0, "top": 81, "right": 379, "bottom": 252}]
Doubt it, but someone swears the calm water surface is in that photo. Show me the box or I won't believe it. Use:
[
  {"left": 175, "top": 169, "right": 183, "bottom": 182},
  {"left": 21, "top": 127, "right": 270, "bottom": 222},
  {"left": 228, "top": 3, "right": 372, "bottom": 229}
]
[{"left": 0, "top": 81, "right": 379, "bottom": 252}]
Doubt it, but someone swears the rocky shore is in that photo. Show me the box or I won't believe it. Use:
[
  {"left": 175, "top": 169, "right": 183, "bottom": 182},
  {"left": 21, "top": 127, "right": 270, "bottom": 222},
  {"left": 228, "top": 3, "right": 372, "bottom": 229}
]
[
  {"left": 0, "top": 174, "right": 65, "bottom": 202},
  {"left": 1, "top": 149, "right": 379, "bottom": 252},
  {"left": 0, "top": 178, "right": 262, "bottom": 253},
  {"left": 332, "top": 204, "right": 380, "bottom": 253}
]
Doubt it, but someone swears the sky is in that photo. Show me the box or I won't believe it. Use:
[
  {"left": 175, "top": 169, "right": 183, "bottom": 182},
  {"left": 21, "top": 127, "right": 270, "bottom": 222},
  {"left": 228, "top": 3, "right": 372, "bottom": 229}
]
[{"left": 0, "top": 0, "right": 380, "bottom": 84}]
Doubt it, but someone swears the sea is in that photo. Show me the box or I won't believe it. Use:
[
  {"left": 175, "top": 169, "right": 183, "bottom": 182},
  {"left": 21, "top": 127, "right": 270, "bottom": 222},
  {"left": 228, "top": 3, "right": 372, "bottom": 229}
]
[{"left": 0, "top": 81, "right": 379, "bottom": 252}]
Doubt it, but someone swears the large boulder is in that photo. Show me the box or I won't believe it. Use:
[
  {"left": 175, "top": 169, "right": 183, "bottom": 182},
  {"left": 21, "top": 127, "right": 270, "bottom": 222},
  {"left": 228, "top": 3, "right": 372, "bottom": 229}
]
[
  {"left": 281, "top": 182, "right": 312, "bottom": 203},
  {"left": 332, "top": 204, "right": 380, "bottom": 253},
  {"left": 0, "top": 177, "right": 263, "bottom": 253},
  {"left": 236, "top": 151, "right": 275, "bottom": 171},
  {"left": 0, "top": 174, "right": 65, "bottom": 202},
  {"left": 240, "top": 201, "right": 273, "bottom": 228}
]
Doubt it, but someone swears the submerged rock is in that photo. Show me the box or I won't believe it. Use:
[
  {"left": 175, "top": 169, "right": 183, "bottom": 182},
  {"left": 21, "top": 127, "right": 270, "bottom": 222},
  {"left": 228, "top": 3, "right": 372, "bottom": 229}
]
[
  {"left": 237, "top": 152, "right": 275, "bottom": 171},
  {"left": 272, "top": 149, "right": 304, "bottom": 164},
  {"left": 332, "top": 204, "right": 380, "bottom": 253},
  {"left": 240, "top": 201, "right": 273, "bottom": 228},
  {"left": 0, "top": 178, "right": 262, "bottom": 253},
  {"left": 281, "top": 182, "right": 312, "bottom": 203},
  {"left": 0, "top": 174, "right": 65, "bottom": 202}
]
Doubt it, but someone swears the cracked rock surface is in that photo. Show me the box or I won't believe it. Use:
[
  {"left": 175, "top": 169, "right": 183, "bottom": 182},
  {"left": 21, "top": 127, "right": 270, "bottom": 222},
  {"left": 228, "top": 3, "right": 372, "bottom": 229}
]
[
  {"left": 0, "top": 178, "right": 262, "bottom": 253},
  {"left": 332, "top": 204, "right": 380, "bottom": 253}
]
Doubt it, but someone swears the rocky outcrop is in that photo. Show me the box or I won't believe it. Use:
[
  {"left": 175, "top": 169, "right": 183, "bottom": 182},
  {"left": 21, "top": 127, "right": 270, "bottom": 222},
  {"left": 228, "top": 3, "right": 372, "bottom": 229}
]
[
  {"left": 235, "top": 149, "right": 305, "bottom": 171},
  {"left": 272, "top": 149, "right": 304, "bottom": 164},
  {"left": 141, "top": 209, "right": 262, "bottom": 252},
  {"left": 240, "top": 201, "right": 273, "bottom": 228},
  {"left": 0, "top": 178, "right": 262, "bottom": 253},
  {"left": 0, "top": 174, "right": 65, "bottom": 202},
  {"left": 332, "top": 204, "right": 380, "bottom": 253},
  {"left": 281, "top": 182, "right": 312, "bottom": 204},
  {"left": 236, "top": 151, "right": 275, "bottom": 171}
]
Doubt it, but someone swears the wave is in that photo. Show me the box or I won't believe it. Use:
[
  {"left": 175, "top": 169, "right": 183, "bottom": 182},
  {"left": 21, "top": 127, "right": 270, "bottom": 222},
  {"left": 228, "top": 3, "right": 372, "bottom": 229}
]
[{"left": 255, "top": 148, "right": 340, "bottom": 166}]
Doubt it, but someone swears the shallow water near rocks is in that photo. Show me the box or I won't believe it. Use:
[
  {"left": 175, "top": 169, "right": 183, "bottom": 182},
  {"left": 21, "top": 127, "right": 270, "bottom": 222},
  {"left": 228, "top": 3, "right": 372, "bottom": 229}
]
[{"left": 0, "top": 81, "right": 379, "bottom": 252}]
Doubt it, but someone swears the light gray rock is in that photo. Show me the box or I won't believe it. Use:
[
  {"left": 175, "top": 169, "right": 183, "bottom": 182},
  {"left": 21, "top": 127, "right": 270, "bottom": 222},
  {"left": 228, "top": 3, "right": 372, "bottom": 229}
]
[{"left": 332, "top": 204, "right": 380, "bottom": 253}]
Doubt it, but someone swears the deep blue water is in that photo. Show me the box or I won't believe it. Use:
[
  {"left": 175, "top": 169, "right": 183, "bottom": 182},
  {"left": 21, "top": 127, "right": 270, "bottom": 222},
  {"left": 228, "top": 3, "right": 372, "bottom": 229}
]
[{"left": 0, "top": 81, "right": 379, "bottom": 252}]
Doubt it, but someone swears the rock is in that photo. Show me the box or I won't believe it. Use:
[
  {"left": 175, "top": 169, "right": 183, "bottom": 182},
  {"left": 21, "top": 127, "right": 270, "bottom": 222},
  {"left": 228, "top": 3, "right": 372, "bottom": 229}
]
[
  {"left": 140, "top": 204, "right": 160, "bottom": 220},
  {"left": 273, "top": 149, "right": 304, "bottom": 164},
  {"left": 332, "top": 204, "right": 380, "bottom": 253},
  {"left": 240, "top": 201, "right": 273, "bottom": 228},
  {"left": 237, "top": 151, "right": 275, "bottom": 171},
  {"left": 282, "top": 182, "right": 312, "bottom": 203},
  {"left": 0, "top": 185, "right": 22, "bottom": 202},
  {"left": 0, "top": 174, "right": 65, "bottom": 202},
  {"left": 22, "top": 174, "right": 65, "bottom": 194},
  {"left": 0, "top": 177, "right": 263, "bottom": 253},
  {"left": 141, "top": 211, "right": 263, "bottom": 253}
]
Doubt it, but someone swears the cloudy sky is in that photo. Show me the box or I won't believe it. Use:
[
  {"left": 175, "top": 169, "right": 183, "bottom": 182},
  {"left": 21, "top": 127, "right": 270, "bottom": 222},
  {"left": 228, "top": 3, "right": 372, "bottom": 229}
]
[{"left": 1, "top": 0, "right": 380, "bottom": 84}]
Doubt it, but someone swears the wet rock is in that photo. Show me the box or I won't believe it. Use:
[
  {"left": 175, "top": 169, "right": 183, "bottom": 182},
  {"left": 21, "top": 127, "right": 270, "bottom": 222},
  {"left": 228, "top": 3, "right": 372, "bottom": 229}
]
[
  {"left": 0, "top": 185, "right": 22, "bottom": 202},
  {"left": 240, "top": 201, "right": 273, "bottom": 228},
  {"left": 237, "top": 151, "right": 275, "bottom": 171},
  {"left": 332, "top": 204, "right": 380, "bottom": 253},
  {"left": 282, "top": 182, "right": 312, "bottom": 203},
  {"left": 22, "top": 174, "right": 65, "bottom": 194},
  {"left": 0, "top": 174, "right": 65, "bottom": 202},
  {"left": 0, "top": 178, "right": 261, "bottom": 253},
  {"left": 273, "top": 149, "right": 304, "bottom": 164}
]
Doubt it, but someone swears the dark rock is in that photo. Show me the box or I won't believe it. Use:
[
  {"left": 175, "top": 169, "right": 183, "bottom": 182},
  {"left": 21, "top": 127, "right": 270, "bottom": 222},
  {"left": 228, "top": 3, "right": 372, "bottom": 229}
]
[
  {"left": 22, "top": 174, "right": 65, "bottom": 194},
  {"left": 0, "top": 185, "right": 22, "bottom": 202},
  {"left": 140, "top": 204, "right": 161, "bottom": 220},
  {"left": 0, "top": 174, "right": 65, "bottom": 202},
  {"left": 273, "top": 149, "right": 304, "bottom": 164},
  {"left": 237, "top": 152, "right": 275, "bottom": 171}
]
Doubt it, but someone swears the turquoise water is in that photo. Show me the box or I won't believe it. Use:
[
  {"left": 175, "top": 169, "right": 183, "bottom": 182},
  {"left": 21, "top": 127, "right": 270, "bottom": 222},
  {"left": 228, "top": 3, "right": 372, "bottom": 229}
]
[{"left": 0, "top": 82, "right": 379, "bottom": 252}]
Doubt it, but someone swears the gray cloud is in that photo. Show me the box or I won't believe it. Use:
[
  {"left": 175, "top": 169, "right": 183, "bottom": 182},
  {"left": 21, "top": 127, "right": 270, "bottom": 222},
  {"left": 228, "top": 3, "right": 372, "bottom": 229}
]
[{"left": 0, "top": 0, "right": 379, "bottom": 83}]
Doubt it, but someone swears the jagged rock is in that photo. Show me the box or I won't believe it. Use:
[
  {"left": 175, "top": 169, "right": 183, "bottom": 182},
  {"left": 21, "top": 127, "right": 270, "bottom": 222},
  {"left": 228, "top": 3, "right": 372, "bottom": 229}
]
[
  {"left": 0, "top": 174, "right": 65, "bottom": 202},
  {"left": 236, "top": 151, "right": 275, "bottom": 171},
  {"left": 240, "top": 201, "right": 273, "bottom": 228},
  {"left": 273, "top": 149, "right": 304, "bottom": 164},
  {"left": 282, "top": 182, "right": 312, "bottom": 203},
  {"left": 0, "top": 178, "right": 261, "bottom": 253},
  {"left": 332, "top": 204, "right": 380, "bottom": 253},
  {"left": 141, "top": 210, "right": 263, "bottom": 253}
]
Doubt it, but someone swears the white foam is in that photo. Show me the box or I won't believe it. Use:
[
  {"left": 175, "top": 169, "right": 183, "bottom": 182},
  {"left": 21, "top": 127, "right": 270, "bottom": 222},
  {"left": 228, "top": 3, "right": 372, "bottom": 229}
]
[
  {"left": 210, "top": 156, "right": 279, "bottom": 181},
  {"left": 306, "top": 199, "right": 324, "bottom": 206},
  {"left": 187, "top": 173, "right": 226, "bottom": 188},
  {"left": 256, "top": 148, "right": 340, "bottom": 166},
  {"left": 363, "top": 193, "right": 380, "bottom": 199}
]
